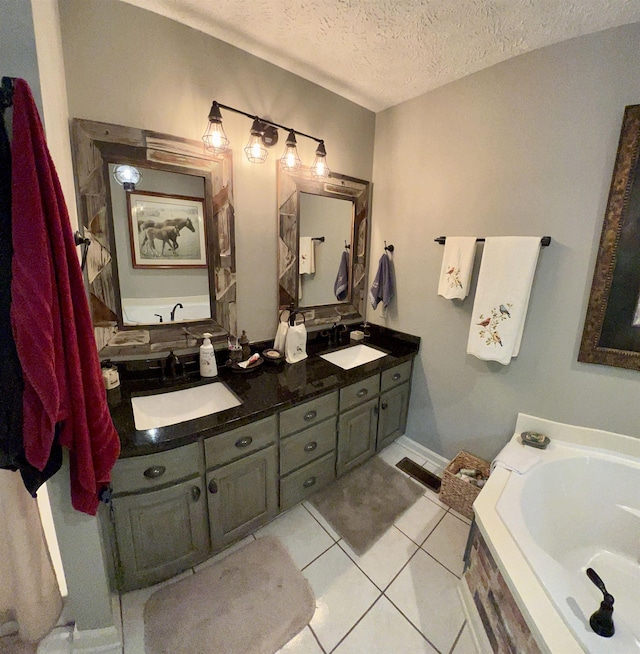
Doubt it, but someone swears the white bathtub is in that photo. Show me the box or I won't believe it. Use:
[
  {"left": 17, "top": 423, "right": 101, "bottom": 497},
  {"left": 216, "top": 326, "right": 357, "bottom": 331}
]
[
  {"left": 121, "top": 295, "right": 211, "bottom": 325},
  {"left": 472, "top": 415, "right": 640, "bottom": 653}
]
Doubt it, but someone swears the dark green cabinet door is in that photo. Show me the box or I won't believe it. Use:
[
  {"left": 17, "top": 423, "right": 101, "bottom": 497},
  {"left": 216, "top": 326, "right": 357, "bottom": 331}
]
[
  {"left": 337, "top": 398, "right": 378, "bottom": 476},
  {"left": 207, "top": 445, "right": 278, "bottom": 550},
  {"left": 112, "top": 477, "right": 209, "bottom": 591},
  {"left": 376, "top": 382, "right": 410, "bottom": 452}
]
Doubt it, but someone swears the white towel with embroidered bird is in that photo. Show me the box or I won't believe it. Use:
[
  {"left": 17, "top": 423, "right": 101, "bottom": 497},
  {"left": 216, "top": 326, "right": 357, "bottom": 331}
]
[
  {"left": 437, "top": 237, "right": 477, "bottom": 299},
  {"left": 466, "top": 237, "right": 541, "bottom": 365}
]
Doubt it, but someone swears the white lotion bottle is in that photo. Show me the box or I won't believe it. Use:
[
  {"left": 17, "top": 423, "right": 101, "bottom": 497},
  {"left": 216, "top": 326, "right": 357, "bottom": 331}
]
[{"left": 199, "top": 332, "right": 218, "bottom": 378}]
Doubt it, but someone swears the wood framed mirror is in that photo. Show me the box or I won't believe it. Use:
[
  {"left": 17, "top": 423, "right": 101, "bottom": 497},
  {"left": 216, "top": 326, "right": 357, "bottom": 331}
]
[
  {"left": 579, "top": 104, "right": 640, "bottom": 371},
  {"left": 71, "top": 119, "right": 236, "bottom": 354},
  {"left": 277, "top": 168, "right": 370, "bottom": 327}
]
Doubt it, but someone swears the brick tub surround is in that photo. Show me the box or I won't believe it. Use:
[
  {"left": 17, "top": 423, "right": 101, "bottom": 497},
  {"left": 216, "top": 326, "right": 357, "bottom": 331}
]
[{"left": 464, "top": 528, "right": 542, "bottom": 653}]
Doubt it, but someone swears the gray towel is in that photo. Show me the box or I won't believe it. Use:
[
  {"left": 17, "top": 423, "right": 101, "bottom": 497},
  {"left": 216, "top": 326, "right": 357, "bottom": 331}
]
[
  {"left": 370, "top": 253, "right": 394, "bottom": 309},
  {"left": 334, "top": 250, "right": 350, "bottom": 301}
]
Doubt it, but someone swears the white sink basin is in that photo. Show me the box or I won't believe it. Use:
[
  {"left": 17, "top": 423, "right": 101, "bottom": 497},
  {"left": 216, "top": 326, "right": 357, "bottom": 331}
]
[
  {"left": 320, "top": 344, "right": 388, "bottom": 370},
  {"left": 131, "top": 382, "right": 242, "bottom": 431}
]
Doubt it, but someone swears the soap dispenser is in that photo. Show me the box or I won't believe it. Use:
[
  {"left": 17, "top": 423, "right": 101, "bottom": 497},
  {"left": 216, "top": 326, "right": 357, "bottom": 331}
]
[{"left": 200, "top": 333, "right": 218, "bottom": 378}]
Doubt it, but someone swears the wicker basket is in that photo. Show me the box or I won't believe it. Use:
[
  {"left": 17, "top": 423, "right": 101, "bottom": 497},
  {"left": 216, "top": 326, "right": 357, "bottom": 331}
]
[{"left": 439, "top": 451, "right": 490, "bottom": 519}]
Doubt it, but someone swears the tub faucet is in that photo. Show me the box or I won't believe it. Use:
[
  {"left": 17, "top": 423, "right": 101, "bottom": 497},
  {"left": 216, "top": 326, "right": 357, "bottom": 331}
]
[
  {"left": 170, "top": 302, "right": 183, "bottom": 321},
  {"left": 586, "top": 567, "right": 615, "bottom": 638}
]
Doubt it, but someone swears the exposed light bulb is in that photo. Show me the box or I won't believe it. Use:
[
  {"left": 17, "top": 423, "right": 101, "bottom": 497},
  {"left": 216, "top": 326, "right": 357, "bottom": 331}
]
[
  {"left": 244, "top": 119, "right": 268, "bottom": 163},
  {"left": 310, "top": 142, "right": 330, "bottom": 179},
  {"left": 280, "top": 130, "right": 301, "bottom": 172},
  {"left": 113, "top": 164, "right": 142, "bottom": 191},
  {"left": 202, "top": 102, "right": 229, "bottom": 154}
]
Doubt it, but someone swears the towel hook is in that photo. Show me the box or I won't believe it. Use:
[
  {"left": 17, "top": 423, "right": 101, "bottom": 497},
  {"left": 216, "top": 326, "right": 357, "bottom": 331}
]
[
  {"left": 344, "top": 240, "right": 351, "bottom": 250},
  {"left": 384, "top": 241, "right": 394, "bottom": 253}
]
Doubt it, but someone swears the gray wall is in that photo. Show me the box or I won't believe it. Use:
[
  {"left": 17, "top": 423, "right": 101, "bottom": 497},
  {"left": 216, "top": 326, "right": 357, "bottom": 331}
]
[
  {"left": 0, "top": 0, "right": 41, "bottom": 111},
  {"left": 59, "top": 0, "right": 376, "bottom": 342},
  {"left": 371, "top": 23, "right": 640, "bottom": 460}
]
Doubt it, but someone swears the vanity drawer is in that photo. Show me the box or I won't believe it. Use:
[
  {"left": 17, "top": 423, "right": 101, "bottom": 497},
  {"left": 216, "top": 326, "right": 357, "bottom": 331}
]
[
  {"left": 280, "top": 418, "right": 336, "bottom": 476},
  {"left": 339, "top": 374, "right": 380, "bottom": 411},
  {"left": 111, "top": 442, "right": 201, "bottom": 494},
  {"left": 381, "top": 361, "right": 412, "bottom": 393},
  {"left": 279, "top": 392, "right": 338, "bottom": 437},
  {"left": 280, "top": 452, "right": 335, "bottom": 511},
  {"left": 205, "top": 415, "right": 277, "bottom": 469}
]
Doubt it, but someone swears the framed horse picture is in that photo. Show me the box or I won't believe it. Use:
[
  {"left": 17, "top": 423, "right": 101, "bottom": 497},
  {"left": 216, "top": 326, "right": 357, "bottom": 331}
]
[{"left": 127, "top": 190, "right": 207, "bottom": 268}]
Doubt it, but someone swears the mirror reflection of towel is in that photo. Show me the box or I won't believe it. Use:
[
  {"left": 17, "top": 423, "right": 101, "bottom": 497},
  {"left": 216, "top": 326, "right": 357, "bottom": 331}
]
[
  {"left": 334, "top": 250, "right": 349, "bottom": 301},
  {"left": 299, "top": 237, "right": 315, "bottom": 274},
  {"left": 370, "top": 253, "right": 394, "bottom": 309}
]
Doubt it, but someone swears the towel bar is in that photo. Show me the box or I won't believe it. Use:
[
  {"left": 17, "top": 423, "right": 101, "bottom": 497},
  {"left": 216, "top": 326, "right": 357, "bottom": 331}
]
[{"left": 434, "top": 236, "right": 551, "bottom": 246}]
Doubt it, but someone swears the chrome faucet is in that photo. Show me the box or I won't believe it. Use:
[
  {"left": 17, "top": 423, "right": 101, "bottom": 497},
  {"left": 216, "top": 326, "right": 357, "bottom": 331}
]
[{"left": 170, "top": 302, "right": 183, "bottom": 321}]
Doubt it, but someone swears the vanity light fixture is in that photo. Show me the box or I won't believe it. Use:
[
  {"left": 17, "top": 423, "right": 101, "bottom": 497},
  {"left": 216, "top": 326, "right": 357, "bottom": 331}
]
[
  {"left": 310, "top": 141, "right": 330, "bottom": 179},
  {"left": 244, "top": 119, "right": 268, "bottom": 163},
  {"left": 202, "top": 100, "right": 328, "bottom": 171},
  {"left": 112, "top": 164, "right": 141, "bottom": 191},
  {"left": 280, "top": 130, "right": 302, "bottom": 172},
  {"left": 202, "top": 101, "right": 229, "bottom": 155}
]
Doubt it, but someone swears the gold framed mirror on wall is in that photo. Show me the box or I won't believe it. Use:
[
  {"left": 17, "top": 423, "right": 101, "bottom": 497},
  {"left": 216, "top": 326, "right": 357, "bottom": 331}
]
[
  {"left": 70, "top": 119, "right": 236, "bottom": 354},
  {"left": 277, "top": 168, "right": 370, "bottom": 328},
  {"left": 579, "top": 104, "right": 640, "bottom": 371}
]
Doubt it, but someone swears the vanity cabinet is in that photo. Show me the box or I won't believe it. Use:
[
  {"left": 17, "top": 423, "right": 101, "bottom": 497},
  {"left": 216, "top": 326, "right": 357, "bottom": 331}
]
[
  {"left": 376, "top": 361, "right": 412, "bottom": 452},
  {"left": 107, "top": 353, "right": 415, "bottom": 591},
  {"left": 278, "top": 392, "right": 338, "bottom": 510},
  {"left": 205, "top": 416, "right": 278, "bottom": 549},
  {"left": 109, "top": 443, "right": 209, "bottom": 591},
  {"left": 337, "top": 376, "right": 380, "bottom": 476}
]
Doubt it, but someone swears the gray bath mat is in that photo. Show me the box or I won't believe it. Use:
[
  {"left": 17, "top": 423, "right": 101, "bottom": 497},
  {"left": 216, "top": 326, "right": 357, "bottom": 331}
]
[
  {"left": 144, "top": 535, "right": 315, "bottom": 654},
  {"left": 310, "top": 456, "right": 423, "bottom": 555}
]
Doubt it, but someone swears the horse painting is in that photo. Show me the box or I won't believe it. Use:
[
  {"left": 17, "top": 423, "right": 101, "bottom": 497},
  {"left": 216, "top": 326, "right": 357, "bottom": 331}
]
[
  {"left": 138, "top": 217, "right": 196, "bottom": 256},
  {"left": 140, "top": 225, "right": 180, "bottom": 257}
]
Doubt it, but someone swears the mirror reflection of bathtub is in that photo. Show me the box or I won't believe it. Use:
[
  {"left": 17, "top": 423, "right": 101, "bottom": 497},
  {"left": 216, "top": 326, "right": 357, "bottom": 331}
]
[
  {"left": 70, "top": 118, "right": 237, "bottom": 353},
  {"left": 121, "top": 295, "right": 211, "bottom": 325}
]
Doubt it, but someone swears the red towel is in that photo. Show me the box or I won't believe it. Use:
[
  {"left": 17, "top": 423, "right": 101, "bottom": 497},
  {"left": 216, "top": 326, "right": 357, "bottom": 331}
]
[{"left": 10, "top": 79, "right": 120, "bottom": 515}]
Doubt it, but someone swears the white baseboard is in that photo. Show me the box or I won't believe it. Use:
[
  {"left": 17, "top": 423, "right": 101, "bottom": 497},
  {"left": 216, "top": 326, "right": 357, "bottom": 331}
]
[
  {"left": 397, "top": 435, "right": 449, "bottom": 471},
  {"left": 37, "top": 625, "right": 121, "bottom": 654},
  {"left": 71, "top": 625, "right": 121, "bottom": 654},
  {"left": 457, "top": 580, "right": 493, "bottom": 654}
]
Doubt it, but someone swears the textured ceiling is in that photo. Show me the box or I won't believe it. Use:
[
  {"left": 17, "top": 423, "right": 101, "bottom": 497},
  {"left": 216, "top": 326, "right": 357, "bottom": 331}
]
[{"left": 121, "top": 0, "right": 640, "bottom": 111}]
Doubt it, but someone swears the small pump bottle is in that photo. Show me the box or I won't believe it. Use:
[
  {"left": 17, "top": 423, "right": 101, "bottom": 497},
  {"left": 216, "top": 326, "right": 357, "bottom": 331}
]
[{"left": 199, "top": 332, "right": 218, "bottom": 378}]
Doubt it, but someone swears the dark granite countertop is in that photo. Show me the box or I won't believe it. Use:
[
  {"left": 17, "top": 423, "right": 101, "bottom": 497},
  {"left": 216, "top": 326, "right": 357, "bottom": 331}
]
[{"left": 107, "top": 325, "right": 420, "bottom": 458}]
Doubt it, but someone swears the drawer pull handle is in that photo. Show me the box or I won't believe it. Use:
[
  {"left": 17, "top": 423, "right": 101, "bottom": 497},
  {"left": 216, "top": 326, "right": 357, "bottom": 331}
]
[
  {"left": 303, "top": 476, "right": 317, "bottom": 488},
  {"left": 381, "top": 402, "right": 388, "bottom": 410},
  {"left": 235, "top": 436, "right": 253, "bottom": 448},
  {"left": 392, "top": 373, "right": 402, "bottom": 381},
  {"left": 208, "top": 479, "right": 218, "bottom": 494},
  {"left": 356, "top": 388, "right": 368, "bottom": 397},
  {"left": 191, "top": 486, "right": 201, "bottom": 502},
  {"left": 304, "top": 441, "right": 318, "bottom": 452},
  {"left": 303, "top": 410, "right": 317, "bottom": 422},
  {"left": 143, "top": 465, "right": 166, "bottom": 479}
]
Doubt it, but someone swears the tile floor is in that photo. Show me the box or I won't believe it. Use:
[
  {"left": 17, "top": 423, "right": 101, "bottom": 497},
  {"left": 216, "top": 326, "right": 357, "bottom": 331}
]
[{"left": 115, "top": 441, "right": 477, "bottom": 654}]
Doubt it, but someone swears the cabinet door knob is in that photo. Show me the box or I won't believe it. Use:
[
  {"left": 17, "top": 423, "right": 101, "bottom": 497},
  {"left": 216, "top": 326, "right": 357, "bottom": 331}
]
[
  {"left": 191, "top": 485, "right": 201, "bottom": 502},
  {"left": 303, "top": 476, "right": 317, "bottom": 488},
  {"left": 143, "top": 465, "right": 166, "bottom": 479},
  {"left": 381, "top": 402, "right": 388, "bottom": 410},
  {"left": 303, "top": 410, "right": 317, "bottom": 422},
  {"left": 235, "top": 436, "right": 253, "bottom": 448},
  {"left": 356, "top": 388, "right": 368, "bottom": 397},
  {"left": 208, "top": 479, "right": 218, "bottom": 494},
  {"left": 392, "top": 372, "right": 401, "bottom": 381},
  {"left": 304, "top": 441, "right": 318, "bottom": 452}
]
